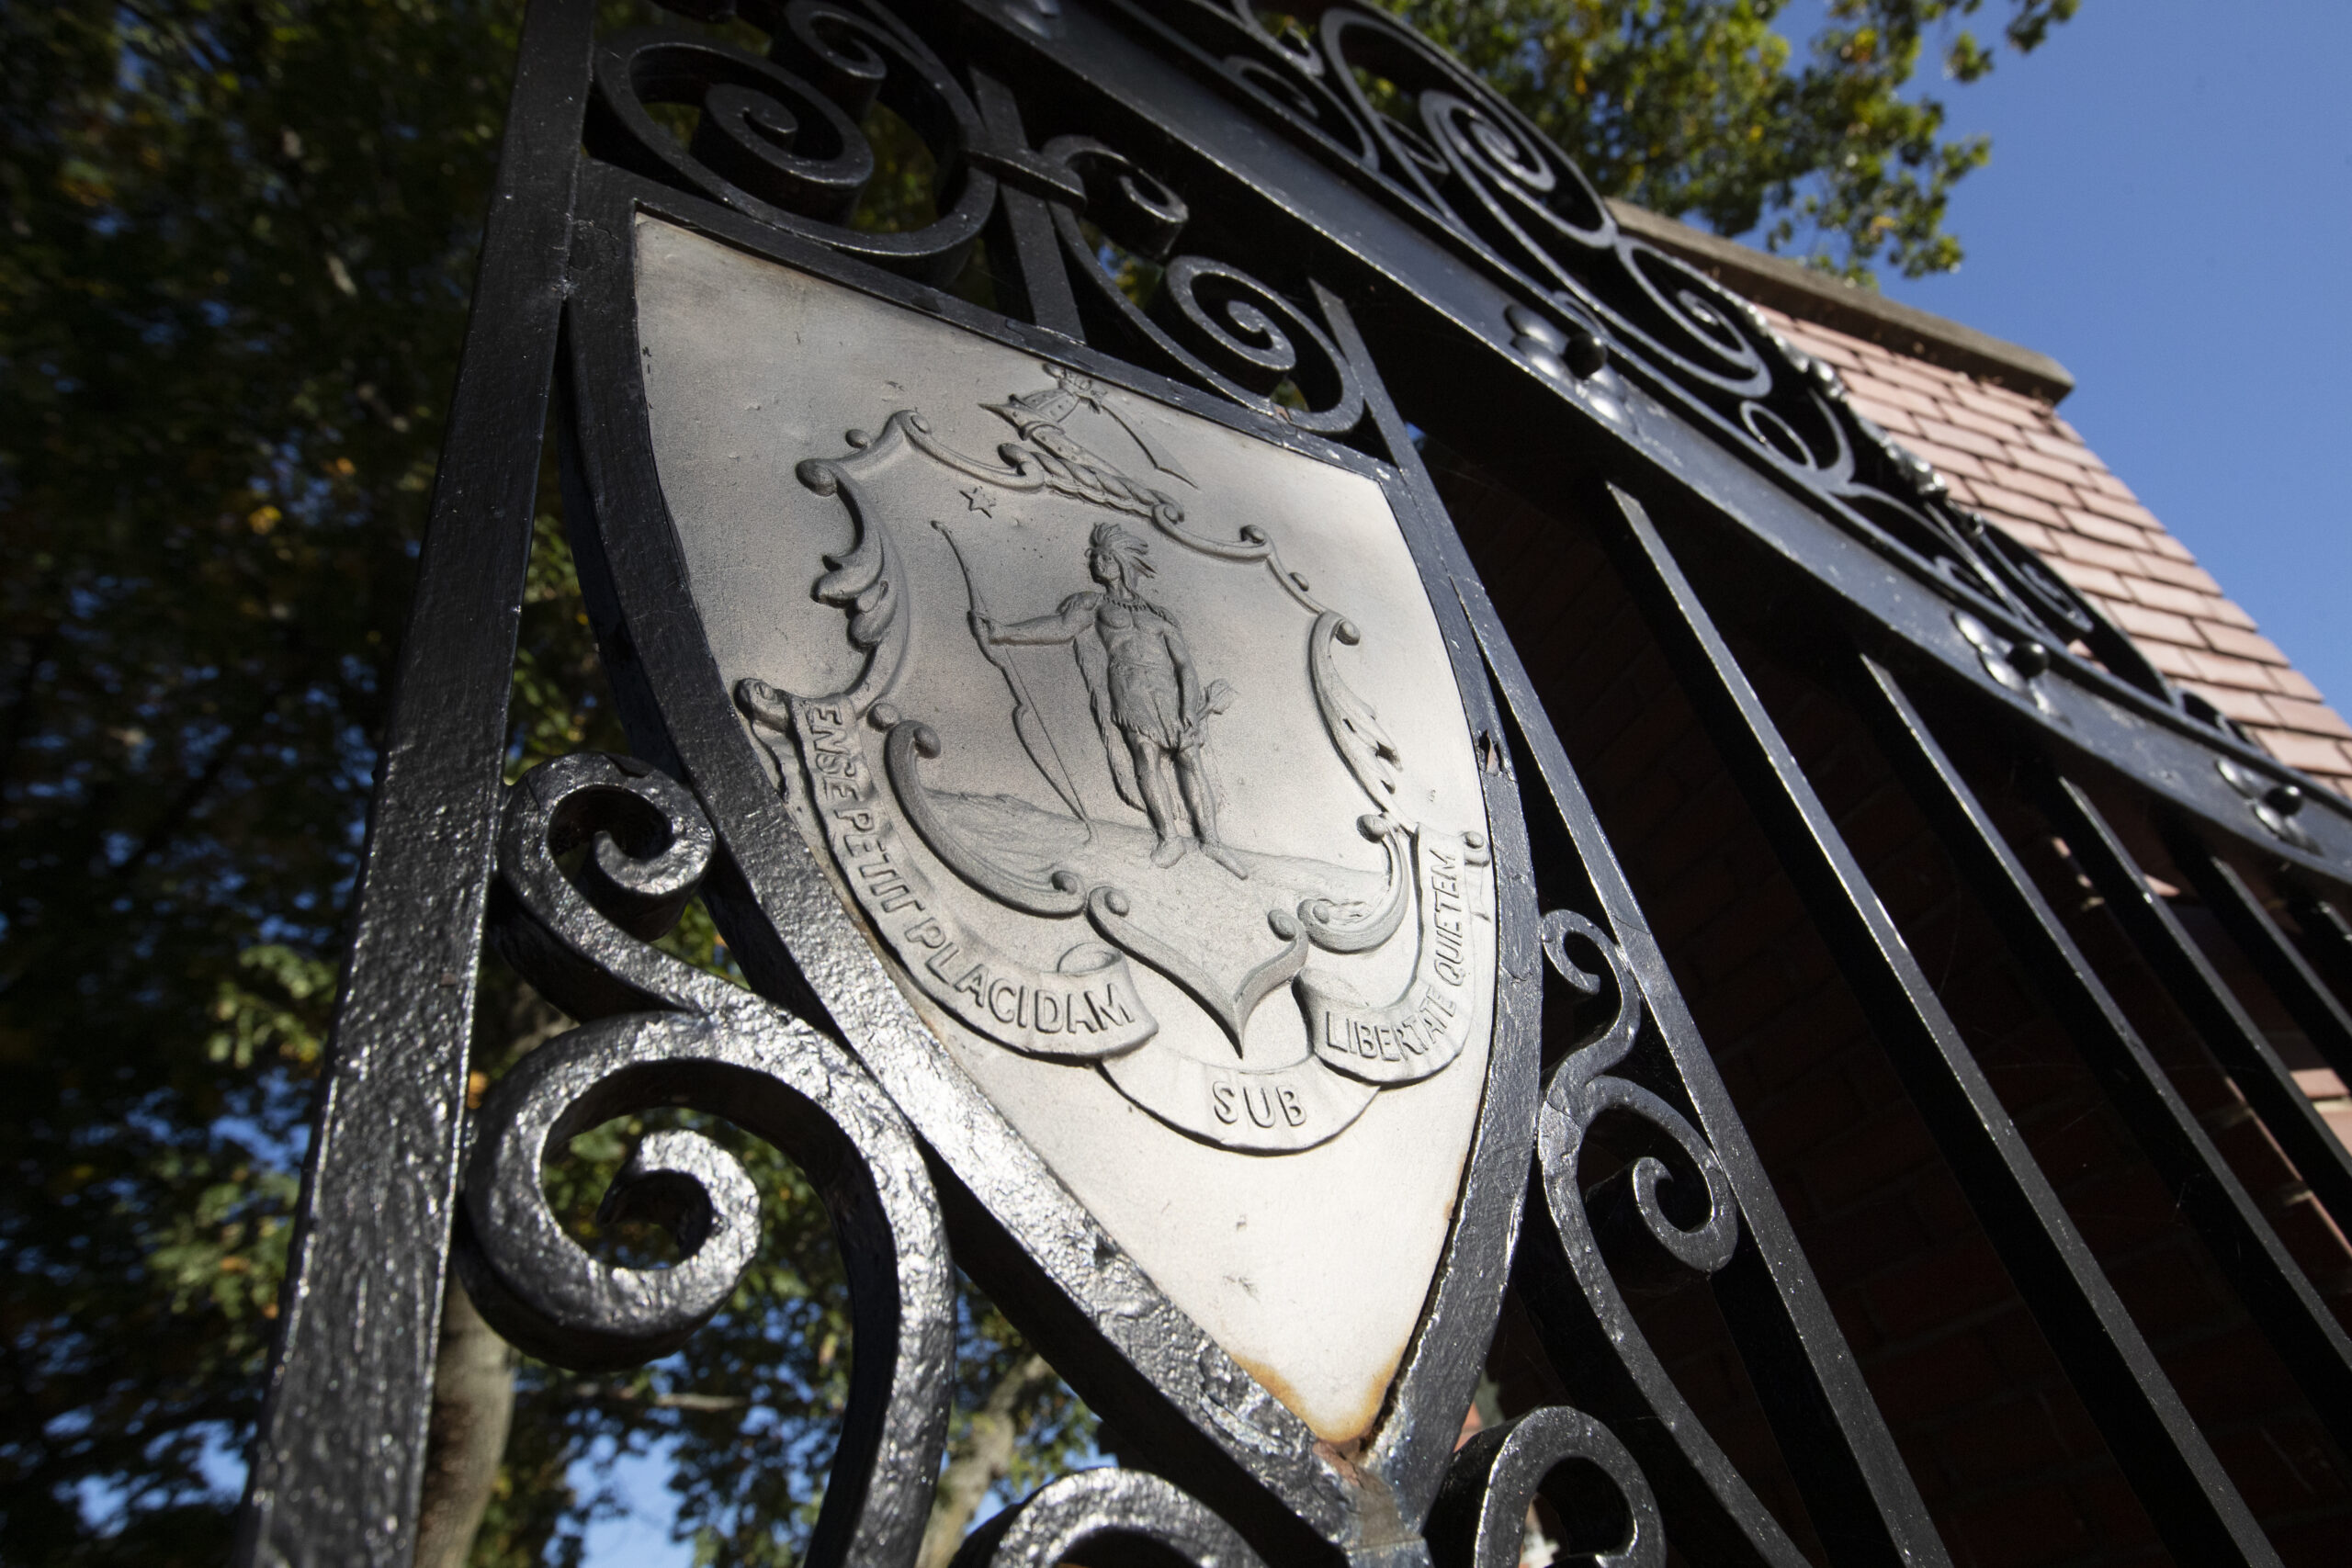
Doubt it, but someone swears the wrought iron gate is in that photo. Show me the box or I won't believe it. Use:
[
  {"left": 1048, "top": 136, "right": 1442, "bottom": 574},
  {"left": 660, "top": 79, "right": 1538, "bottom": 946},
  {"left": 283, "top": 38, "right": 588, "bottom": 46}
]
[{"left": 232, "top": 3, "right": 2352, "bottom": 1565}]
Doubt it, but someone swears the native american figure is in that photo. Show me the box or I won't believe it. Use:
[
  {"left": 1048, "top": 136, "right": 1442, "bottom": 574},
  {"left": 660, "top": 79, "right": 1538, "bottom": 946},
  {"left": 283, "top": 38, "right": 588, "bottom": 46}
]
[{"left": 980, "top": 522, "right": 1244, "bottom": 877}]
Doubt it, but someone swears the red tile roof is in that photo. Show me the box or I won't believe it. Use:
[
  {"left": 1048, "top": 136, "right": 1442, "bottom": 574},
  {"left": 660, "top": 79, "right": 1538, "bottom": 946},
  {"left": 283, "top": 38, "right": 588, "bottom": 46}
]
[{"left": 1758, "top": 305, "right": 2352, "bottom": 796}]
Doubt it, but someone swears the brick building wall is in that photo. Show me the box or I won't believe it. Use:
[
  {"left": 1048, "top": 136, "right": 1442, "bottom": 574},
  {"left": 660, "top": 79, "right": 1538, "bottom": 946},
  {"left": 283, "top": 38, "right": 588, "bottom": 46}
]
[
  {"left": 1748, "top": 292, "right": 2352, "bottom": 1157},
  {"left": 1433, "top": 216, "right": 2352, "bottom": 1565},
  {"left": 1442, "top": 457, "right": 2352, "bottom": 1568},
  {"left": 1758, "top": 306, "right": 2352, "bottom": 796},
  {"left": 1600, "top": 196, "right": 2352, "bottom": 800}
]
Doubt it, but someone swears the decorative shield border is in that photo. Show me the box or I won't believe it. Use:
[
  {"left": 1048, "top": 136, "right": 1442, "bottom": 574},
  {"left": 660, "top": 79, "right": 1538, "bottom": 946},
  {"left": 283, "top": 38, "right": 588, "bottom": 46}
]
[{"left": 553, "top": 164, "right": 1543, "bottom": 1559}]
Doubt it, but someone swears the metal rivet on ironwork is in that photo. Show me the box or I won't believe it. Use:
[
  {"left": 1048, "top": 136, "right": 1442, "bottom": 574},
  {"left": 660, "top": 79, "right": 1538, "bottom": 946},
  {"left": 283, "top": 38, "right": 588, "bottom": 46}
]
[
  {"left": 1506, "top": 304, "right": 1564, "bottom": 353},
  {"left": 1506, "top": 302, "right": 1606, "bottom": 380},
  {"left": 1514, "top": 340, "right": 1567, "bottom": 381},
  {"left": 1952, "top": 611, "right": 2022, "bottom": 692},
  {"left": 1953, "top": 611, "right": 2054, "bottom": 715},
  {"left": 2217, "top": 755, "right": 2321, "bottom": 852}
]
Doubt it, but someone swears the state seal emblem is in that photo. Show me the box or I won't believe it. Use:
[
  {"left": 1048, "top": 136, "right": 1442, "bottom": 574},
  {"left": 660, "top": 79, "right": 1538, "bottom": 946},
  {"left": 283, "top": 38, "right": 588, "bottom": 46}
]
[
  {"left": 732, "top": 357, "right": 1495, "bottom": 1155},
  {"left": 627, "top": 219, "right": 1505, "bottom": 1443}
]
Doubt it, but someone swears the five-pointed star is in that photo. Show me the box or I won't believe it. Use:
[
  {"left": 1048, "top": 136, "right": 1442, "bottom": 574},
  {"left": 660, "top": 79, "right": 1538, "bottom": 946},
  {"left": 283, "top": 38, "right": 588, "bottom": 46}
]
[{"left": 961, "top": 485, "right": 997, "bottom": 517}]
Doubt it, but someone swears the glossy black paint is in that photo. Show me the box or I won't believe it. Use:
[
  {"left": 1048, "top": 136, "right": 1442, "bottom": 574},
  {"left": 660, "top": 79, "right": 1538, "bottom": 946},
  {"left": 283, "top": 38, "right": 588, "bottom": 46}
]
[
  {"left": 2036, "top": 772, "right": 2352, "bottom": 1235},
  {"left": 465, "top": 752, "right": 956, "bottom": 1568},
  {"left": 2177, "top": 834, "right": 2352, "bottom": 1094},
  {"left": 233, "top": 1, "right": 596, "bottom": 1562},
  {"left": 1359, "top": 341, "right": 1944, "bottom": 1568},
  {"left": 555, "top": 153, "right": 1549, "bottom": 1561},
  {"left": 950, "top": 1466, "right": 1270, "bottom": 1568},
  {"left": 1849, "top": 653, "right": 2352, "bottom": 1457},
  {"left": 237, "top": 2, "right": 2352, "bottom": 1564},
  {"left": 1427, "top": 1405, "right": 1662, "bottom": 1568},
  {"left": 1595, "top": 485, "right": 2278, "bottom": 1567}
]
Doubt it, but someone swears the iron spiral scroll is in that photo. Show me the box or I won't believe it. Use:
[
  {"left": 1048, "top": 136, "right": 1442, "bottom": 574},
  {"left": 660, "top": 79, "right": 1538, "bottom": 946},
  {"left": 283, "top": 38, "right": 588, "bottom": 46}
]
[
  {"left": 462, "top": 753, "right": 957, "bottom": 1568},
  {"left": 1108, "top": 0, "right": 2182, "bottom": 711},
  {"left": 462, "top": 750, "right": 1733, "bottom": 1565},
  {"left": 459, "top": 0, "right": 1731, "bottom": 1527},
  {"left": 583, "top": 0, "right": 2147, "bottom": 716}
]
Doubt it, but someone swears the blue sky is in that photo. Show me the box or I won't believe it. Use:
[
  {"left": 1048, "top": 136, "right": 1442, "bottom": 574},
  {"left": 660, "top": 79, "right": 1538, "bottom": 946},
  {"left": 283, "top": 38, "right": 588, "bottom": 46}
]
[{"left": 1823, "top": 0, "right": 2352, "bottom": 711}]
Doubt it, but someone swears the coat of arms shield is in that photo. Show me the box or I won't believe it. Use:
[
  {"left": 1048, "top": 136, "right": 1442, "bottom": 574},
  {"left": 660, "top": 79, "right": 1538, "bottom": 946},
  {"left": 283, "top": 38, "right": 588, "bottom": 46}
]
[{"left": 616, "top": 218, "right": 1511, "bottom": 1450}]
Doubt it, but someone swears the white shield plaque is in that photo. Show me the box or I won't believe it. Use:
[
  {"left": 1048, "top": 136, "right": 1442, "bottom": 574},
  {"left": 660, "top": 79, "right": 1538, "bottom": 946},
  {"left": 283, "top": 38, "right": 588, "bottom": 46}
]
[{"left": 633, "top": 217, "right": 1499, "bottom": 1443}]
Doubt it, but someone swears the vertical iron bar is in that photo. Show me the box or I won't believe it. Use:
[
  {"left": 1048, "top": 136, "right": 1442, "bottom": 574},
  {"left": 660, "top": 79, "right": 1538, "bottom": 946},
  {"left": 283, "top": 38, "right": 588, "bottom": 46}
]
[
  {"left": 2033, "top": 773, "right": 2352, "bottom": 1232},
  {"left": 1849, "top": 652, "right": 2352, "bottom": 1453},
  {"left": 2172, "top": 836, "right": 2352, "bottom": 1087},
  {"left": 1335, "top": 306, "right": 1948, "bottom": 1568},
  {"left": 970, "top": 71, "right": 1084, "bottom": 340},
  {"left": 2286, "top": 890, "right": 2352, "bottom": 1006},
  {"left": 232, "top": 3, "right": 594, "bottom": 1562},
  {"left": 1598, "top": 483, "right": 2278, "bottom": 1568}
]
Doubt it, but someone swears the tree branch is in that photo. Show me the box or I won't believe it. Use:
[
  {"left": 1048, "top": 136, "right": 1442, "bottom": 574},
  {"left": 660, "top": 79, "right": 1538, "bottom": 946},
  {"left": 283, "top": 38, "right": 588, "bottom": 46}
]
[
  {"left": 918, "top": 1353, "right": 1059, "bottom": 1568},
  {"left": 413, "top": 1276, "right": 515, "bottom": 1568}
]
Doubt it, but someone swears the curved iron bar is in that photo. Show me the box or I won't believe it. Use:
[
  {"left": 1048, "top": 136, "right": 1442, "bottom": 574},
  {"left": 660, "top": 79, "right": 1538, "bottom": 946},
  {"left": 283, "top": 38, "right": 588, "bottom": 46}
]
[
  {"left": 241, "top": 2, "right": 2330, "bottom": 1562},
  {"left": 465, "top": 752, "right": 956, "bottom": 1568},
  {"left": 593, "top": 2, "right": 995, "bottom": 282},
  {"left": 537, "top": 17, "right": 1888, "bottom": 1562},
  {"left": 1031, "top": 133, "right": 1367, "bottom": 435},
  {"left": 952, "top": 1468, "right": 1270, "bottom": 1568},
  {"left": 1427, "top": 1405, "right": 1665, "bottom": 1568},
  {"left": 1113, "top": 1, "right": 2187, "bottom": 715},
  {"left": 1539, "top": 912, "right": 1737, "bottom": 1285},
  {"left": 490, "top": 752, "right": 741, "bottom": 1020},
  {"left": 608, "top": 0, "right": 2179, "bottom": 727},
  {"left": 1515, "top": 910, "right": 1806, "bottom": 1567}
]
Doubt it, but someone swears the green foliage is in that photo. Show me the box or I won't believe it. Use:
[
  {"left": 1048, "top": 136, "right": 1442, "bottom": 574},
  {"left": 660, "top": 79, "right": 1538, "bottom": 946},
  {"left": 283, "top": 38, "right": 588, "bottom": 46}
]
[
  {"left": 1384, "top": 0, "right": 2078, "bottom": 278},
  {"left": 1, "top": 2, "right": 515, "bottom": 1559},
  {"left": 510, "top": 508, "right": 619, "bottom": 781}
]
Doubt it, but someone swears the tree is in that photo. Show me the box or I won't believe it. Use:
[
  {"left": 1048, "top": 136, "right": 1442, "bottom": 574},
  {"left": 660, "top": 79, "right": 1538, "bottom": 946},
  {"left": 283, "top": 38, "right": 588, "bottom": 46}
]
[
  {"left": 1, "top": 4, "right": 512, "bottom": 1560},
  {"left": 1385, "top": 0, "right": 2079, "bottom": 278},
  {"left": 0, "top": 5, "right": 1087, "bottom": 1561},
  {"left": 0, "top": 0, "right": 2073, "bottom": 1562}
]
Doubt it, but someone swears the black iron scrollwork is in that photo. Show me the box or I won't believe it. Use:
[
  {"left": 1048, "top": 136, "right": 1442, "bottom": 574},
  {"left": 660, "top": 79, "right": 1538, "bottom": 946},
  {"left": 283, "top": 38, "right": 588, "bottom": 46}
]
[
  {"left": 459, "top": 753, "right": 956, "bottom": 1568},
  {"left": 1538, "top": 911, "right": 1737, "bottom": 1290},
  {"left": 1428, "top": 1406, "right": 1664, "bottom": 1568},
  {"left": 1515, "top": 910, "right": 1810, "bottom": 1563},
  {"left": 1112, "top": 2, "right": 2189, "bottom": 714},
  {"left": 1025, "top": 132, "right": 1367, "bottom": 435},
  {"left": 953, "top": 1469, "right": 1268, "bottom": 1568},
  {"left": 596, "top": 1, "right": 996, "bottom": 281}
]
